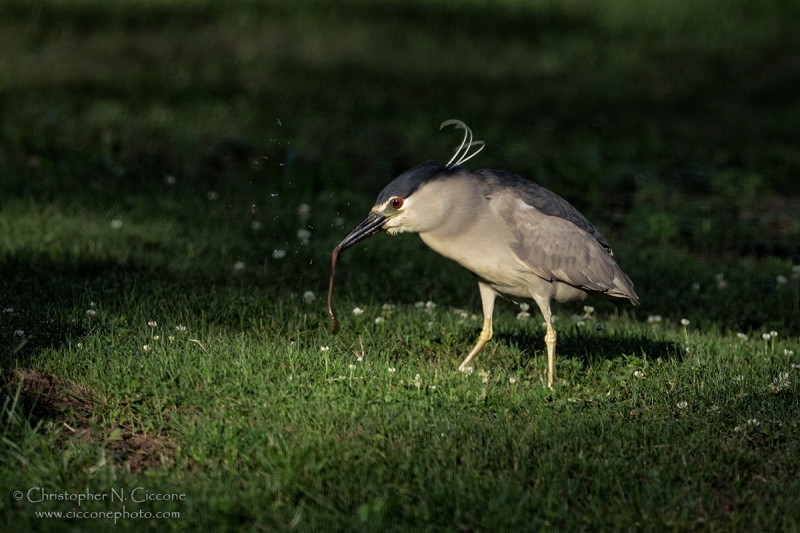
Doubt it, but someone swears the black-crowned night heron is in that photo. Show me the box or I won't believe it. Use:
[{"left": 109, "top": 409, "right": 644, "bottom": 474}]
[{"left": 329, "top": 120, "right": 638, "bottom": 387}]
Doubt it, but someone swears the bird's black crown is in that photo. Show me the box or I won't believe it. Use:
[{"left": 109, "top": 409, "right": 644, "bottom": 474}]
[{"left": 376, "top": 160, "right": 462, "bottom": 203}]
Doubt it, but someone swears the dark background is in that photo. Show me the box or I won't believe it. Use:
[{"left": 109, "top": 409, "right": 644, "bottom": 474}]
[{"left": 1, "top": 0, "right": 799, "bottom": 340}]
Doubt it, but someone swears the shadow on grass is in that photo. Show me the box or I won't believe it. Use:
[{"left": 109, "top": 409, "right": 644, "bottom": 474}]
[
  {"left": 495, "top": 327, "right": 683, "bottom": 368},
  {"left": 0, "top": 254, "right": 188, "bottom": 366},
  {"left": 0, "top": 249, "right": 314, "bottom": 364}
]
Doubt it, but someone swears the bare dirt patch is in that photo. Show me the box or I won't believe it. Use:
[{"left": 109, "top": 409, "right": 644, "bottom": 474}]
[{"left": 7, "top": 369, "right": 177, "bottom": 474}]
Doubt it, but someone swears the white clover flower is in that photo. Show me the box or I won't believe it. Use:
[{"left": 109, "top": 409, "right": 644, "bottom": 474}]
[
  {"left": 352, "top": 307, "right": 364, "bottom": 316},
  {"left": 647, "top": 315, "right": 662, "bottom": 324},
  {"left": 349, "top": 364, "right": 356, "bottom": 370},
  {"left": 770, "top": 373, "right": 790, "bottom": 393},
  {"left": 233, "top": 261, "right": 245, "bottom": 270},
  {"left": 583, "top": 305, "right": 594, "bottom": 315},
  {"left": 737, "top": 332, "right": 748, "bottom": 340},
  {"left": 717, "top": 279, "right": 729, "bottom": 290},
  {"left": 148, "top": 321, "right": 157, "bottom": 327},
  {"left": 425, "top": 301, "right": 436, "bottom": 310},
  {"left": 320, "top": 346, "right": 329, "bottom": 352},
  {"left": 746, "top": 418, "right": 760, "bottom": 427},
  {"left": 414, "top": 301, "right": 425, "bottom": 308},
  {"left": 164, "top": 175, "right": 176, "bottom": 185},
  {"left": 388, "top": 367, "right": 396, "bottom": 373},
  {"left": 681, "top": 318, "right": 690, "bottom": 326},
  {"left": 517, "top": 311, "right": 530, "bottom": 320},
  {"left": 153, "top": 335, "right": 160, "bottom": 340},
  {"left": 356, "top": 356, "right": 363, "bottom": 362},
  {"left": 251, "top": 220, "right": 262, "bottom": 231},
  {"left": 791, "top": 363, "right": 800, "bottom": 370},
  {"left": 110, "top": 219, "right": 123, "bottom": 229},
  {"left": 676, "top": 401, "right": 688, "bottom": 409},
  {"left": 168, "top": 336, "right": 175, "bottom": 341},
  {"left": 272, "top": 249, "right": 286, "bottom": 259},
  {"left": 3, "top": 308, "right": 13, "bottom": 313},
  {"left": 692, "top": 282, "right": 701, "bottom": 291},
  {"left": 14, "top": 329, "right": 24, "bottom": 337},
  {"left": 175, "top": 325, "right": 187, "bottom": 332},
  {"left": 303, "top": 291, "right": 315, "bottom": 303},
  {"left": 519, "top": 303, "right": 530, "bottom": 312},
  {"left": 576, "top": 320, "right": 585, "bottom": 327},
  {"left": 374, "top": 317, "right": 385, "bottom": 324},
  {"left": 463, "top": 366, "right": 474, "bottom": 374},
  {"left": 382, "top": 303, "right": 396, "bottom": 311},
  {"left": 715, "top": 273, "right": 725, "bottom": 281},
  {"left": 142, "top": 345, "right": 150, "bottom": 351},
  {"left": 207, "top": 191, "right": 218, "bottom": 200},
  {"left": 297, "top": 229, "right": 311, "bottom": 244},
  {"left": 762, "top": 333, "right": 771, "bottom": 341},
  {"left": 478, "top": 370, "right": 490, "bottom": 384},
  {"left": 776, "top": 275, "right": 788, "bottom": 285},
  {"left": 509, "top": 377, "right": 517, "bottom": 384},
  {"left": 414, "top": 374, "right": 422, "bottom": 388},
  {"left": 770, "top": 331, "right": 778, "bottom": 338},
  {"left": 296, "top": 203, "right": 311, "bottom": 220},
  {"left": 460, "top": 312, "right": 469, "bottom": 319},
  {"left": 785, "top": 349, "right": 795, "bottom": 356},
  {"left": 86, "top": 309, "right": 96, "bottom": 317},
  {"left": 634, "top": 370, "right": 644, "bottom": 379}
]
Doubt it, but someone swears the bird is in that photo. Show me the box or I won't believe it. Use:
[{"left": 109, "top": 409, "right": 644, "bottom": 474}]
[{"left": 332, "top": 120, "right": 638, "bottom": 387}]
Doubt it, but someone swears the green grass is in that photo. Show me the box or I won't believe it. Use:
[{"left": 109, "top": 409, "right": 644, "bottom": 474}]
[
  {"left": 2, "top": 0, "right": 800, "bottom": 531},
  {"left": 2, "top": 190, "right": 799, "bottom": 531}
]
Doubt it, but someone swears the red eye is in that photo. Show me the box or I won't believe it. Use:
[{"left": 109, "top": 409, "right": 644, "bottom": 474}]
[{"left": 390, "top": 197, "right": 404, "bottom": 209}]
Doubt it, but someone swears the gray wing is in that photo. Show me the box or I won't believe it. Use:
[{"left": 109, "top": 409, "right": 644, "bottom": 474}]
[
  {"left": 501, "top": 196, "right": 638, "bottom": 304},
  {"left": 475, "top": 169, "right": 612, "bottom": 253}
]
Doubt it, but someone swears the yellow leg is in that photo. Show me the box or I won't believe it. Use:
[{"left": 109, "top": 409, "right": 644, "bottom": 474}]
[
  {"left": 458, "top": 282, "right": 496, "bottom": 372},
  {"left": 545, "top": 321, "right": 557, "bottom": 389},
  {"left": 458, "top": 316, "right": 492, "bottom": 371},
  {"left": 533, "top": 296, "right": 557, "bottom": 389}
]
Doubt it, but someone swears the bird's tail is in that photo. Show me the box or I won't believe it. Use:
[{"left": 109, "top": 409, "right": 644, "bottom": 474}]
[{"left": 604, "top": 267, "right": 639, "bottom": 305}]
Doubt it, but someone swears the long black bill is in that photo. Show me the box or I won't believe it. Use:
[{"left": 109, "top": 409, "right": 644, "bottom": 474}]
[{"left": 336, "top": 212, "right": 387, "bottom": 253}]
